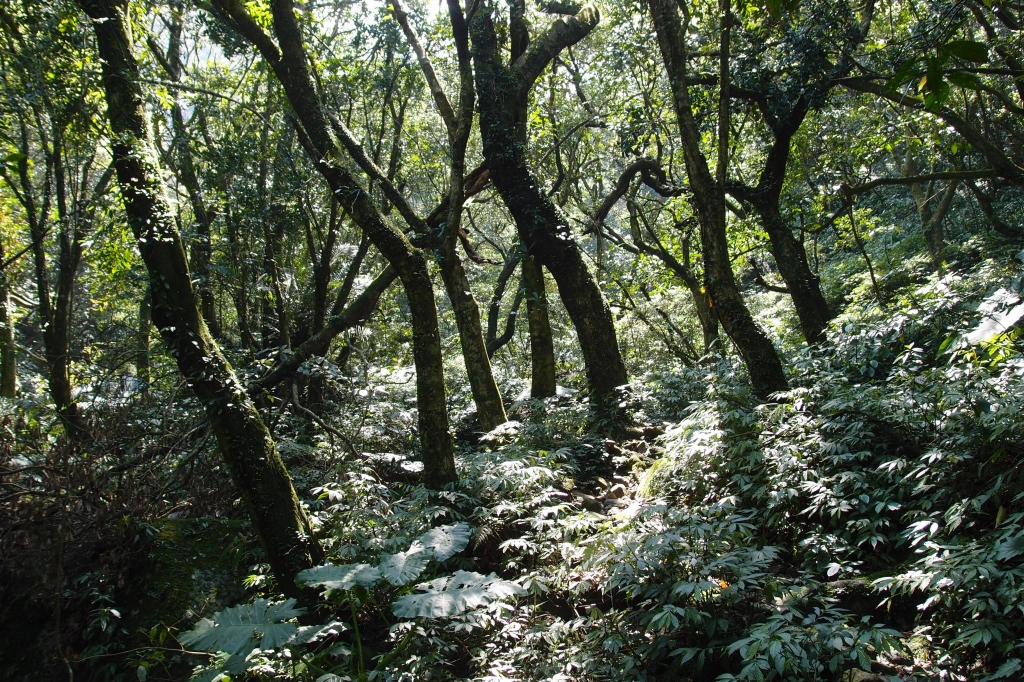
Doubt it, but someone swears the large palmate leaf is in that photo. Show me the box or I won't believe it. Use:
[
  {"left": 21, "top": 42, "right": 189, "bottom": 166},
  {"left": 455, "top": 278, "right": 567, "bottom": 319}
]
[
  {"left": 418, "top": 523, "right": 472, "bottom": 561},
  {"left": 391, "top": 571, "right": 525, "bottom": 619},
  {"left": 378, "top": 541, "right": 431, "bottom": 586},
  {"left": 179, "top": 598, "right": 305, "bottom": 654},
  {"left": 296, "top": 563, "right": 382, "bottom": 592}
]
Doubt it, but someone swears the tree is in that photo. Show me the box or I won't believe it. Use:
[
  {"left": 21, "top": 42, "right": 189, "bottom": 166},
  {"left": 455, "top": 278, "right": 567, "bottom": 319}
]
[
  {"left": 212, "top": 0, "right": 460, "bottom": 486},
  {"left": 646, "top": 0, "right": 789, "bottom": 398},
  {"left": 472, "top": 2, "right": 629, "bottom": 413},
  {"left": 76, "top": 0, "right": 322, "bottom": 601}
]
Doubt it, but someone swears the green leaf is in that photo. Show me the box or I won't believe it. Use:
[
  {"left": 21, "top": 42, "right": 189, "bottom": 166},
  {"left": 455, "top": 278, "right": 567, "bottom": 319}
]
[
  {"left": 982, "top": 658, "right": 1022, "bottom": 681},
  {"left": 888, "top": 60, "right": 922, "bottom": 89},
  {"left": 296, "top": 563, "right": 382, "bottom": 591},
  {"left": 942, "top": 40, "right": 989, "bottom": 63},
  {"left": 292, "top": 621, "right": 346, "bottom": 645},
  {"left": 995, "top": 535, "right": 1024, "bottom": 561},
  {"left": 418, "top": 523, "right": 472, "bottom": 561},
  {"left": 391, "top": 571, "right": 525, "bottom": 619},
  {"left": 178, "top": 598, "right": 304, "bottom": 654},
  {"left": 378, "top": 542, "right": 430, "bottom": 586},
  {"left": 946, "top": 71, "right": 983, "bottom": 90}
]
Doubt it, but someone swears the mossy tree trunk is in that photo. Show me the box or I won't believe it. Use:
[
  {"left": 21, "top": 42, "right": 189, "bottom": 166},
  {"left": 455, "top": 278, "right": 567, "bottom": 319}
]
[
  {"left": 647, "top": 0, "right": 788, "bottom": 398},
  {"left": 471, "top": 6, "right": 628, "bottom": 412},
  {"left": 522, "top": 256, "right": 556, "bottom": 398},
  {"left": 78, "top": 0, "right": 323, "bottom": 600}
]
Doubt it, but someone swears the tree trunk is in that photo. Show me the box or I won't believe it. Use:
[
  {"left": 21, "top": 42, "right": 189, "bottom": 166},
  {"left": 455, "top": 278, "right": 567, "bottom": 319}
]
[
  {"left": 522, "top": 256, "right": 557, "bottom": 398},
  {"left": 729, "top": 124, "right": 833, "bottom": 345},
  {"left": 224, "top": 202, "right": 255, "bottom": 348},
  {"left": 172, "top": 102, "right": 220, "bottom": 338},
  {"left": 0, "top": 242, "right": 17, "bottom": 399},
  {"left": 754, "top": 202, "right": 831, "bottom": 343},
  {"left": 215, "top": 0, "right": 456, "bottom": 487},
  {"left": 437, "top": 243, "right": 508, "bottom": 431},
  {"left": 647, "top": 0, "right": 788, "bottom": 398},
  {"left": 923, "top": 181, "right": 957, "bottom": 273},
  {"left": 471, "top": 8, "right": 628, "bottom": 411},
  {"left": 79, "top": 0, "right": 322, "bottom": 599},
  {"left": 138, "top": 287, "right": 151, "bottom": 403},
  {"left": 151, "top": 4, "right": 221, "bottom": 337},
  {"left": 906, "top": 154, "right": 958, "bottom": 273}
]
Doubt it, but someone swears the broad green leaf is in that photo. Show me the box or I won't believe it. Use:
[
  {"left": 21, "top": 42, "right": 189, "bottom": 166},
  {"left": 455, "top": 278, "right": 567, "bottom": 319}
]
[
  {"left": 391, "top": 571, "right": 525, "bottom": 619},
  {"left": 296, "top": 563, "right": 382, "bottom": 591},
  {"left": 178, "top": 598, "right": 304, "bottom": 655},
  {"left": 946, "top": 71, "right": 982, "bottom": 90},
  {"left": 418, "top": 523, "right": 472, "bottom": 561},
  {"left": 293, "top": 621, "right": 347, "bottom": 645},
  {"left": 378, "top": 542, "right": 430, "bottom": 586},
  {"left": 995, "top": 535, "right": 1024, "bottom": 561},
  {"left": 942, "top": 40, "right": 989, "bottom": 63}
]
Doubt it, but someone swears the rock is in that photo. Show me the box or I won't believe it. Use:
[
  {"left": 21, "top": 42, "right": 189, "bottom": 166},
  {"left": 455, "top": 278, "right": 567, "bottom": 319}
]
[
  {"left": 604, "top": 439, "right": 623, "bottom": 456},
  {"left": 578, "top": 494, "right": 603, "bottom": 512},
  {"left": 606, "top": 484, "right": 628, "bottom": 500},
  {"left": 638, "top": 457, "right": 673, "bottom": 499}
]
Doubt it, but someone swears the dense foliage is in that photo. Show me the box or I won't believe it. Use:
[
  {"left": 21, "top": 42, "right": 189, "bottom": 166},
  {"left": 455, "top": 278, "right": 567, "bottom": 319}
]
[{"left": 1, "top": 0, "right": 1023, "bottom": 679}]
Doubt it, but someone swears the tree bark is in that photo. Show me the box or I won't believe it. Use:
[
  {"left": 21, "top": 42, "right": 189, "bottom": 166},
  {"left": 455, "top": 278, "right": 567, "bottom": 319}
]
[
  {"left": 522, "top": 256, "right": 557, "bottom": 398},
  {"left": 376, "top": 0, "right": 509, "bottom": 433},
  {"left": 647, "top": 0, "right": 788, "bottom": 398},
  {"left": 0, "top": 241, "right": 17, "bottom": 399},
  {"left": 149, "top": 3, "right": 221, "bottom": 338},
  {"left": 138, "top": 286, "right": 151, "bottom": 403},
  {"left": 728, "top": 124, "right": 833, "bottom": 344},
  {"left": 471, "top": 6, "right": 628, "bottom": 411},
  {"left": 78, "top": 0, "right": 322, "bottom": 600},
  {"left": 905, "top": 155, "right": 958, "bottom": 273},
  {"left": 251, "top": 266, "right": 398, "bottom": 393}
]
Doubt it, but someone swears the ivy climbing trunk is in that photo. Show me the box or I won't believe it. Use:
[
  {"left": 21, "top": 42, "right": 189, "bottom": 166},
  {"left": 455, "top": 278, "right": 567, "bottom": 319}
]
[{"left": 78, "top": 0, "right": 322, "bottom": 600}]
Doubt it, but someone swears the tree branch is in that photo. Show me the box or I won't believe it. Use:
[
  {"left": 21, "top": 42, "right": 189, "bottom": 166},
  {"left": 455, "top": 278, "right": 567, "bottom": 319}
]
[
  {"left": 390, "top": 0, "right": 457, "bottom": 136},
  {"left": 250, "top": 266, "right": 398, "bottom": 393},
  {"left": 511, "top": 5, "right": 600, "bottom": 102}
]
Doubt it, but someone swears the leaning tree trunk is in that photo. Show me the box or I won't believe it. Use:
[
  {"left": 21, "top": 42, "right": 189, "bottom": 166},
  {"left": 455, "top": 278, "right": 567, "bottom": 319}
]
[
  {"left": 214, "top": 0, "right": 456, "bottom": 487},
  {"left": 48, "top": 222, "right": 87, "bottom": 439},
  {"left": 438, "top": 240, "right": 508, "bottom": 431},
  {"left": 471, "top": 7, "right": 628, "bottom": 412},
  {"left": 647, "top": 0, "right": 788, "bottom": 398},
  {"left": 78, "top": 0, "right": 322, "bottom": 599},
  {"left": 394, "top": 0, "right": 508, "bottom": 433},
  {"left": 752, "top": 201, "right": 831, "bottom": 344},
  {"left": 730, "top": 125, "right": 833, "bottom": 345}
]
